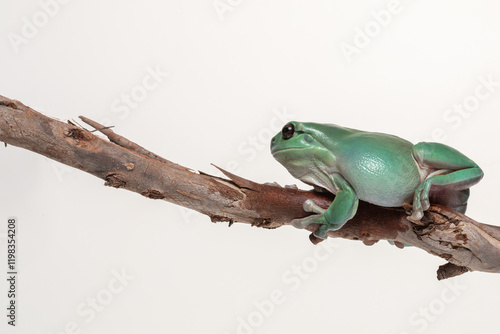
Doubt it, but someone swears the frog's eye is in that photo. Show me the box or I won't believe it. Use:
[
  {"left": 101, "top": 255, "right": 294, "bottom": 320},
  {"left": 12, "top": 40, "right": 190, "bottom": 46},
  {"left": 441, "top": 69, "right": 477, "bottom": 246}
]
[{"left": 282, "top": 123, "right": 295, "bottom": 140}]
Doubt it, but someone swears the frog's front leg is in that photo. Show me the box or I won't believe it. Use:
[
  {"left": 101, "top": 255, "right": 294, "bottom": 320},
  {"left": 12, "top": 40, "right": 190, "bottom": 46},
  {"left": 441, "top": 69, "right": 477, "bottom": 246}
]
[
  {"left": 292, "top": 174, "right": 359, "bottom": 239},
  {"left": 410, "top": 142, "right": 484, "bottom": 220}
]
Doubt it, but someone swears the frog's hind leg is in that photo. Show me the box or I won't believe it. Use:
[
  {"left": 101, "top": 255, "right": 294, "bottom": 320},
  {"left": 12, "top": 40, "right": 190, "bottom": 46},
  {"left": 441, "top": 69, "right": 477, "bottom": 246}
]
[
  {"left": 410, "top": 142, "right": 483, "bottom": 220},
  {"left": 429, "top": 188, "right": 470, "bottom": 214}
]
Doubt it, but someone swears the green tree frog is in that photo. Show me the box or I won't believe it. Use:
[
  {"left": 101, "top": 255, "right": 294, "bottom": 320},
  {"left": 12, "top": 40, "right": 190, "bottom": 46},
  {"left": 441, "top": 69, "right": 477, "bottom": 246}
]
[{"left": 270, "top": 122, "right": 483, "bottom": 239}]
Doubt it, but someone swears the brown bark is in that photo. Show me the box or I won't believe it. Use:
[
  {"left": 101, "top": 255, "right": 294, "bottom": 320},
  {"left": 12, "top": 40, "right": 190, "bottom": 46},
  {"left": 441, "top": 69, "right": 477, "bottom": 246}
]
[{"left": 1, "top": 94, "right": 499, "bottom": 280}]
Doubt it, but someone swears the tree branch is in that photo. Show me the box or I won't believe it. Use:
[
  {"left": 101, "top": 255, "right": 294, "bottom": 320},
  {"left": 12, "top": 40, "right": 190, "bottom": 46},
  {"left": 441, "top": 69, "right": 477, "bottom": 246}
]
[{"left": 1, "top": 94, "right": 499, "bottom": 280}]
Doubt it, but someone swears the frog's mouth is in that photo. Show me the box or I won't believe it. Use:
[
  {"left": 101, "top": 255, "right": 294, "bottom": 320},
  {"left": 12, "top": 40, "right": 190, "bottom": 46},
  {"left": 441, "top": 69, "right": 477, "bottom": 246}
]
[{"left": 270, "top": 146, "right": 308, "bottom": 155}]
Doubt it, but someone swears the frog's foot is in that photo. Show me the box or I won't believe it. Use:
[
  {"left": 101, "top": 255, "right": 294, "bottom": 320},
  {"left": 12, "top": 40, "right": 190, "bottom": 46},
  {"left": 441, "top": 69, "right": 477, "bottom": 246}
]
[
  {"left": 291, "top": 214, "right": 325, "bottom": 231},
  {"left": 291, "top": 215, "right": 344, "bottom": 239},
  {"left": 291, "top": 199, "right": 342, "bottom": 239},
  {"left": 409, "top": 180, "right": 431, "bottom": 220},
  {"left": 302, "top": 199, "right": 326, "bottom": 215},
  {"left": 291, "top": 199, "right": 326, "bottom": 229},
  {"left": 291, "top": 215, "right": 321, "bottom": 229},
  {"left": 314, "top": 222, "right": 344, "bottom": 239}
]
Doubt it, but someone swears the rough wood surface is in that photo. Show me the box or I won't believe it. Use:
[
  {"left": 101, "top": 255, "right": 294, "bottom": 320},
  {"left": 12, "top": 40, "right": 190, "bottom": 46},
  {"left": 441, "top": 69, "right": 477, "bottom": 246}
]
[{"left": 1, "top": 94, "right": 499, "bottom": 280}]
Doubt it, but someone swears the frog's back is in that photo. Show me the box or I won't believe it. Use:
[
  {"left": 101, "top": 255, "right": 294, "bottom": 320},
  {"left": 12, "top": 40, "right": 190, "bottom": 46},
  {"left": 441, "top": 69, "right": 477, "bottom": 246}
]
[{"left": 335, "top": 131, "right": 421, "bottom": 207}]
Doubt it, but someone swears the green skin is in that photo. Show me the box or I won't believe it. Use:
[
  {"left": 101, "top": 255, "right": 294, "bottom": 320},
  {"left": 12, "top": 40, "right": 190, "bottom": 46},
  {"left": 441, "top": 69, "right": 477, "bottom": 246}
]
[{"left": 270, "top": 122, "right": 483, "bottom": 239}]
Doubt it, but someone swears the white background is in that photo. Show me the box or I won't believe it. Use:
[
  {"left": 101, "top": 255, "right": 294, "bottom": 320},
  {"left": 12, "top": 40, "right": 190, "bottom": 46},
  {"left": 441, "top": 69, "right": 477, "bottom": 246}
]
[{"left": 1, "top": 0, "right": 500, "bottom": 333}]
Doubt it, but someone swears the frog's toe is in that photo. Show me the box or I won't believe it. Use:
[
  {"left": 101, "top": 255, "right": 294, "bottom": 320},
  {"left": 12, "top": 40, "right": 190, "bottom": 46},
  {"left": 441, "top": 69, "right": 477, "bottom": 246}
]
[
  {"left": 420, "top": 193, "right": 431, "bottom": 211},
  {"left": 303, "top": 199, "right": 326, "bottom": 215},
  {"left": 291, "top": 215, "right": 319, "bottom": 229},
  {"left": 291, "top": 218, "right": 309, "bottom": 229},
  {"left": 313, "top": 226, "right": 328, "bottom": 239},
  {"left": 292, "top": 213, "right": 330, "bottom": 234},
  {"left": 409, "top": 209, "right": 424, "bottom": 221},
  {"left": 387, "top": 240, "right": 411, "bottom": 248},
  {"left": 408, "top": 199, "right": 424, "bottom": 221},
  {"left": 309, "top": 233, "right": 325, "bottom": 244},
  {"left": 313, "top": 221, "right": 343, "bottom": 239}
]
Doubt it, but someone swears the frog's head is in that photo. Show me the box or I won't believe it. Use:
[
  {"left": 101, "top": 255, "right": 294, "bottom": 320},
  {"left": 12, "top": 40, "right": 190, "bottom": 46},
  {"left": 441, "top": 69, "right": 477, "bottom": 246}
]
[
  {"left": 271, "top": 121, "right": 354, "bottom": 154},
  {"left": 270, "top": 121, "right": 340, "bottom": 154},
  {"left": 270, "top": 121, "right": 336, "bottom": 181},
  {"left": 271, "top": 121, "right": 317, "bottom": 155}
]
